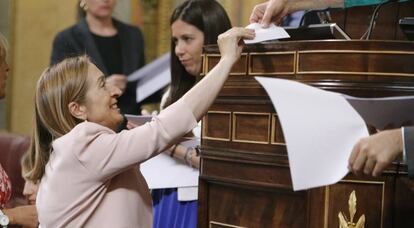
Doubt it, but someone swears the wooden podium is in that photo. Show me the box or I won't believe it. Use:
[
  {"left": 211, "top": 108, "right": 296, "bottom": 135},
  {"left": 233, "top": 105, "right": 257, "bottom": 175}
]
[{"left": 198, "top": 40, "right": 414, "bottom": 228}]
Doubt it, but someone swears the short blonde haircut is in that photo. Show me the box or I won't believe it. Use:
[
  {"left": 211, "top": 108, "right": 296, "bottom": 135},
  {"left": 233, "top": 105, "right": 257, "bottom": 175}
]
[{"left": 24, "top": 55, "right": 90, "bottom": 181}]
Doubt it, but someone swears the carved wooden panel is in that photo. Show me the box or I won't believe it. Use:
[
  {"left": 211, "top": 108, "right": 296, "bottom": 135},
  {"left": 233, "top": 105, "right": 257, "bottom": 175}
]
[
  {"left": 297, "top": 51, "right": 414, "bottom": 77},
  {"left": 271, "top": 114, "right": 285, "bottom": 145},
  {"left": 249, "top": 52, "right": 296, "bottom": 75},
  {"left": 202, "top": 158, "right": 292, "bottom": 188},
  {"left": 206, "top": 54, "right": 248, "bottom": 75},
  {"left": 207, "top": 183, "right": 307, "bottom": 228},
  {"left": 324, "top": 180, "right": 386, "bottom": 228},
  {"left": 203, "top": 111, "right": 231, "bottom": 141},
  {"left": 394, "top": 177, "right": 414, "bottom": 228},
  {"left": 232, "top": 112, "right": 271, "bottom": 144}
]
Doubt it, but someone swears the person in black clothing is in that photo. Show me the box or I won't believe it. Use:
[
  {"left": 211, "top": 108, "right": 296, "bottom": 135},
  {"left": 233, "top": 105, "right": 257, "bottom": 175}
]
[{"left": 50, "top": 0, "right": 158, "bottom": 116}]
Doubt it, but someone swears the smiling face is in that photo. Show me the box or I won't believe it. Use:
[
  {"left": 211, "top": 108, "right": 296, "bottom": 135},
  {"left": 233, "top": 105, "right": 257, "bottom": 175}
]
[
  {"left": 81, "top": 63, "right": 123, "bottom": 130},
  {"left": 171, "top": 19, "right": 205, "bottom": 76}
]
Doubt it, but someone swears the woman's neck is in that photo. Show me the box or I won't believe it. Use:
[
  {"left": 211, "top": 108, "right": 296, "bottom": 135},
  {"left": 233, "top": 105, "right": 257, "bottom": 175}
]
[{"left": 86, "top": 14, "right": 117, "bottom": 36}]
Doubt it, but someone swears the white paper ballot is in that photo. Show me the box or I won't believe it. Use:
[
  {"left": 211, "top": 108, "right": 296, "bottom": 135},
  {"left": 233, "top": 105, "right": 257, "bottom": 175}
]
[
  {"left": 177, "top": 187, "right": 198, "bottom": 201},
  {"left": 255, "top": 77, "right": 369, "bottom": 191},
  {"left": 141, "top": 139, "right": 199, "bottom": 190},
  {"left": 344, "top": 95, "right": 414, "bottom": 130},
  {"left": 124, "top": 114, "right": 152, "bottom": 126},
  {"left": 244, "top": 23, "right": 290, "bottom": 44},
  {"left": 127, "top": 53, "right": 171, "bottom": 103}
]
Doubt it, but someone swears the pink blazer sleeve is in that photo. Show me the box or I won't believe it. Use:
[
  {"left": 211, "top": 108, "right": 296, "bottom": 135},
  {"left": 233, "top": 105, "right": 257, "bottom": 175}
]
[{"left": 72, "top": 100, "right": 198, "bottom": 180}]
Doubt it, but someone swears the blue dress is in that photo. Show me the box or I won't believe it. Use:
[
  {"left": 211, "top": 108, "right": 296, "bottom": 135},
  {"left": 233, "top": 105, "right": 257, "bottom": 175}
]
[{"left": 152, "top": 188, "right": 198, "bottom": 228}]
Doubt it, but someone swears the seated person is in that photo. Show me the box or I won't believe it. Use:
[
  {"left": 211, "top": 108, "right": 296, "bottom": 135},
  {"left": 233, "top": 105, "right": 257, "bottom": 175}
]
[{"left": 0, "top": 33, "right": 38, "bottom": 228}]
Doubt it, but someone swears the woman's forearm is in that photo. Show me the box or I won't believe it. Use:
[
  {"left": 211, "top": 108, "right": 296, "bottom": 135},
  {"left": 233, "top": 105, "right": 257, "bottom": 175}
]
[
  {"left": 181, "top": 58, "right": 234, "bottom": 121},
  {"left": 165, "top": 144, "right": 200, "bottom": 169},
  {"left": 181, "top": 28, "right": 255, "bottom": 121}
]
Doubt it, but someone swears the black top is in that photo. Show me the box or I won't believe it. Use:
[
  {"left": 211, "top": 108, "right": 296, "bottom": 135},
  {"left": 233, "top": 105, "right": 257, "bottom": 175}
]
[
  {"left": 50, "top": 18, "right": 150, "bottom": 115},
  {"left": 91, "top": 33, "right": 123, "bottom": 75}
]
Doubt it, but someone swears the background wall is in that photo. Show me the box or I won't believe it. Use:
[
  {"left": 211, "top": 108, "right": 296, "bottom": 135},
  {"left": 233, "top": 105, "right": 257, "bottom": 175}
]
[
  {"left": 0, "top": 0, "right": 11, "bottom": 130},
  {"left": 8, "top": 0, "right": 78, "bottom": 135}
]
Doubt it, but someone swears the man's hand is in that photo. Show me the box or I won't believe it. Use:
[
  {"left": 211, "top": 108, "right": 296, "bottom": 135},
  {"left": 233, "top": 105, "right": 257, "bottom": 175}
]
[
  {"left": 348, "top": 129, "right": 403, "bottom": 177},
  {"left": 250, "top": 0, "right": 289, "bottom": 28}
]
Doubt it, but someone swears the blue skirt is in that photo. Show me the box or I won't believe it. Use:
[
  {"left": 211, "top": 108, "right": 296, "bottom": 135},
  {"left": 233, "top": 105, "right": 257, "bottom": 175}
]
[{"left": 152, "top": 188, "right": 198, "bottom": 228}]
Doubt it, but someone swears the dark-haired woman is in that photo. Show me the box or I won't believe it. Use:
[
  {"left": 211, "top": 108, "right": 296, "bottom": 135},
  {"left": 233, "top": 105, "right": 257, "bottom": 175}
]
[{"left": 148, "top": 1, "right": 232, "bottom": 227}]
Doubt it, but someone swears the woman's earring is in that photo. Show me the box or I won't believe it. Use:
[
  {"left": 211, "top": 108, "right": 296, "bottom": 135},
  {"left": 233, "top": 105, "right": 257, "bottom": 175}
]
[{"left": 80, "top": 0, "right": 88, "bottom": 11}]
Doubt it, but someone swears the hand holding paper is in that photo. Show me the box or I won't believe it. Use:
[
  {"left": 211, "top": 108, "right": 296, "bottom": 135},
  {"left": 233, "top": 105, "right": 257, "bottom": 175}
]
[
  {"left": 256, "top": 77, "right": 414, "bottom": 190},
  {"left": 244, "top": 23, "right": 290, "bottom": 44},
  {"left": 255, "top": 77, "right": 369, "bottom": 191}
]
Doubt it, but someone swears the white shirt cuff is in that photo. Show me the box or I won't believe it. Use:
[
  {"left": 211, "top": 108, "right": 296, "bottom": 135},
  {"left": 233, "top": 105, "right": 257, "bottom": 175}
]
[{"left": 402, "top": 127, "right": 407, "bottom": 164}]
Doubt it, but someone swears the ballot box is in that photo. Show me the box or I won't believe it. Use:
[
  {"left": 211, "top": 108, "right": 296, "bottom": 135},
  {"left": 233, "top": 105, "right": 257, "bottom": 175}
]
[{"left": 198, "top": 40, "right": 414, "bottom": 228}]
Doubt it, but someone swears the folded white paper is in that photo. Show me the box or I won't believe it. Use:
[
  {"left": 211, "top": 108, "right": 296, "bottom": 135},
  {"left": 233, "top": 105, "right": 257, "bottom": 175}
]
[
  {"left": 256, "top": 77, "right": 369, "bottom": 191},
  {"left": 127, "top": 53, "right": 171, "bottom": 103},
  {"left": 344, "top": 95, "right": 414, "bottom": 130},
  {"left": 244, "top": 23, "right": 290, "bottom": 44},
  {"left": 177, "top": 186, "right": 198, "bottom": 201},
  {"left": 124, "top": 114, "right": 153, "bottom": 126},
  {"left": 141, "top": 139, "right": 199, "bottom": 190}
]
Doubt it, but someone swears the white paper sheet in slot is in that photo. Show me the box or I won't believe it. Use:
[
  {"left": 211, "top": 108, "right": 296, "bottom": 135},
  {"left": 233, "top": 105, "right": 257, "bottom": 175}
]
[
  {"left": 255, "top": 77, "right": 369, "bottom": 191},
  {"left": 244, "top": 23, "right": 290, "bottom": 44}
]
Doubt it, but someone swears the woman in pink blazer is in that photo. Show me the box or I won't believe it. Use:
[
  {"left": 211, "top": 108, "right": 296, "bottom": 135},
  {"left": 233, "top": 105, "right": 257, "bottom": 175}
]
[{"left": 23, "top": 28, "right": 255, "bottom": 227}]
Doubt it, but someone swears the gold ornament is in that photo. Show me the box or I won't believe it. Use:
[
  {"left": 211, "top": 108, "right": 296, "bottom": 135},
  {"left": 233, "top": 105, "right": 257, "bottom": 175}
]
[{"left": 338, "top": 190, "right": 365, "bottom": 228}]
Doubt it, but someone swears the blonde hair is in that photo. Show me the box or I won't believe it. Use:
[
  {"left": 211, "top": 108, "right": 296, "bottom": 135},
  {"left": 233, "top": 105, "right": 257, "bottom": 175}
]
[{"left": 24, "top": 55, "right": 90, "bottom": 181}]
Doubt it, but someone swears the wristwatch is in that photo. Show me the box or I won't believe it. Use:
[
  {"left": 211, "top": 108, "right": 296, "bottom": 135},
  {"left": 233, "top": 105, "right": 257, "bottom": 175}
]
[{"left": 0, "top": 209, "right": 9, "bottom": 228}]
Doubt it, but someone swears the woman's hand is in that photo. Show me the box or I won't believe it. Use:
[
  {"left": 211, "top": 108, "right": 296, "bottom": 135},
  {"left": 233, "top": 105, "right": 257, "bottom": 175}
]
[
  {"left": 126, "top": 121, "right": 138, "bottom": 130},
  {"left": 3, "top": 205, "right": 38, "bottom": 227},
  {"left": 217, "top": 27, "right": 255, "bottom": 65},
  {"left": 181, "top": 27, "right": 254, "bottom": 120},
  {"left": 250, "top": 0, "right": 289, "bottom": 27}
]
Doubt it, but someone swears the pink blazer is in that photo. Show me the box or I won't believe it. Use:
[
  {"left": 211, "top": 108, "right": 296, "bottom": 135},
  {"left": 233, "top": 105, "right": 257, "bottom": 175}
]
[{"left": 36, "top": 100, "right": 197, "bottom": 227}]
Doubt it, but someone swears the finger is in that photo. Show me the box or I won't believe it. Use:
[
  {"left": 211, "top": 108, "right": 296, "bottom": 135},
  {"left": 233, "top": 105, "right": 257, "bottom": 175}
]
[
  {"left": 261, "top": 5, "right": 279, "bottom": 28},
  {"left": 261, "top": 10, "right": 273, "bottom": 28},
  {"left": 249, "top": 12, "right": 260, "bottom": 24},
  {"left": 352, "top": 150, "right": 367, "bottom": 176},
  {"left": 235, "top": 28, "right": 256, "bottom": 39},
  {"left": 249, "top": 4, "right": 265, "bottom": 23},
  {"left": 363, "top": 158, "right": 376, "bottom": 175},
  {"left": 372, "top": 161, "right": 387, "bottom": 177},
  {"left": 348, "top": 141, "right": 361, "bottom": 169},
  {"left": 222, "top": 28, "right": 255, "bottom": 42},
  {"left": 126, "top": 121, "right": 138, "bottom": 129}
]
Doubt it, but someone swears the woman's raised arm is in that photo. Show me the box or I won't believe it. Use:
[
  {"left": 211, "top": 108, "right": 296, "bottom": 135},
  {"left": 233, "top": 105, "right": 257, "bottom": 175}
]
[{"left": 181, "top": 28, "right": 255, "bottom": 121}]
